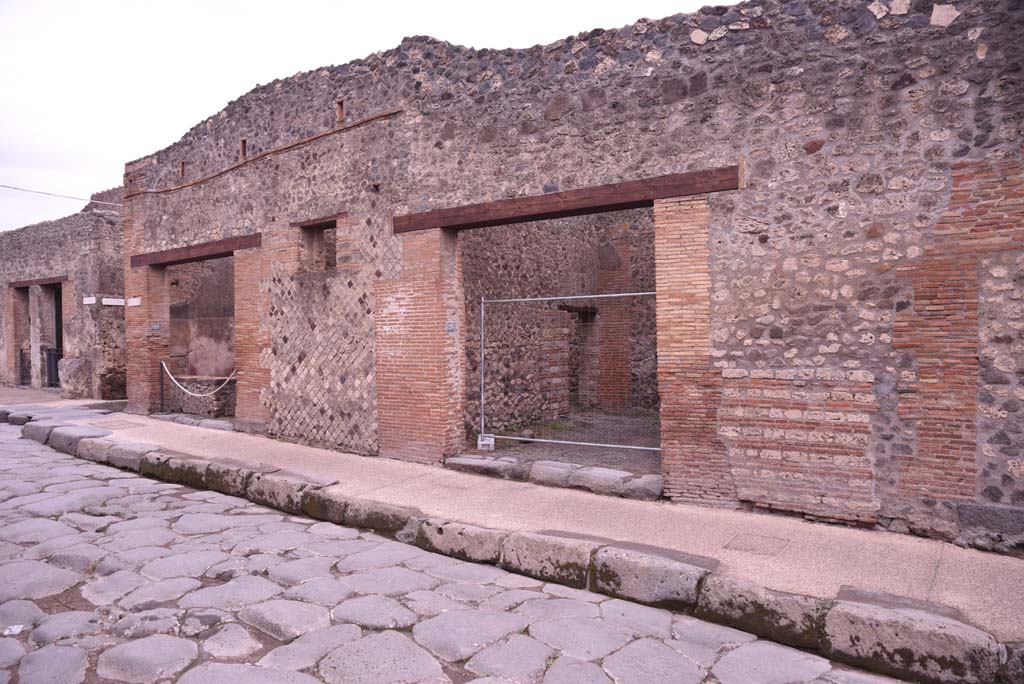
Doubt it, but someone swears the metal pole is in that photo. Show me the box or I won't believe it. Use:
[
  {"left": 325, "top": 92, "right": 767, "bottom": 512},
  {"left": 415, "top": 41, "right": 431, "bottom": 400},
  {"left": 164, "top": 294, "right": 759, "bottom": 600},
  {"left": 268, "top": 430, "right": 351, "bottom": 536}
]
[
  {"left": 490, "top": 434, "right": 661, "bottom": 452},
  {"left": 482, "top": 291, "right": 655, "bottom": 305},
  {"left": 479, "top": 296, "right": 486, "bottom": 438},
  {"left": 159, "top": 361, "right": 165, "bottom": 414}
]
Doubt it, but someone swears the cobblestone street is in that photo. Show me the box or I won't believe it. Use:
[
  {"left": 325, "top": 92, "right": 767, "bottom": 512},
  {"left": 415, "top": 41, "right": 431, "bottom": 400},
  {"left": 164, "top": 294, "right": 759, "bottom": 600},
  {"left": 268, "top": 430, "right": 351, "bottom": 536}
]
[{"left": 0, "top": 423, "right": 903, "bottom": 684}]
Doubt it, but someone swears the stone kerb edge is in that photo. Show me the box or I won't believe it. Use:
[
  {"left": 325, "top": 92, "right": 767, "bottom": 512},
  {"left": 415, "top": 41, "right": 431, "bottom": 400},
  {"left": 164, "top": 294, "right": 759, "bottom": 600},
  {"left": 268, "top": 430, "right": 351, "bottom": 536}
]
[{"left": 9, "top": 413, "right": 1016, "bottom": 684}]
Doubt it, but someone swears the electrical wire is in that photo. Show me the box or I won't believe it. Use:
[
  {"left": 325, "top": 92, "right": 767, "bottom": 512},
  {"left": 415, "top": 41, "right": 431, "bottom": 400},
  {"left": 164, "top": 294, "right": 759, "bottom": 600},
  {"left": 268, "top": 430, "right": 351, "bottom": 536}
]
[{"left": 0, "top": 183, "right": 123, "bottom": 207}]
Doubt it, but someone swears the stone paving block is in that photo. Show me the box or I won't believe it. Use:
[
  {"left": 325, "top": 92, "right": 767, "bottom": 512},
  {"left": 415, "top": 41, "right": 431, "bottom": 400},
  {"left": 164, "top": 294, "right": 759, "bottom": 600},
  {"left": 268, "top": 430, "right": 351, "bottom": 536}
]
[
  {"left": 824, "top": 600, "right": 1003, "bottom": 684},
  {"left": 97, "top": 633, "right": 197, "bottom": 683},
  {"left": 445, "top": 456, "right": 525, "bottom": 480},
  {"left": 516, "top": 598, "right": 600, "bottom": 622},
  {"left": 712, "top": 641, "right": 831, "bottom": 684},
  {"left": 529, "top": 617, "right": 633, "bottom": 661},
  {"left": 413, "top": 610, "right": 530, "bottom": 662},
  {"left": 0, "top": 518, "right": 77, "bottom": 543},
  {"left": 318, "top": 630, "right": 451, "bottom": 684},
  {"left": 343, "top": 495, "right": 420, "bottom": 534},
  {"left": 17, "top": 644, "right": 87, "bottom": 684},
  {"left": 6, "top": 413, "right": 35, "bottom": 426},
  {"left": 81, "top": 570, "right": 146, "bottom": 605},
  {"left": 500, "top": 531, "right": 605, "bottom": 588},
  {"left": 341, "top": 566, "right": 439, "bottom": 596},
  {"left": 592, "top": 543, "right": 716, "bottom": 610},
  {"left": 107, "top": 442, "right": 159, "bottom": 471},
  {"left": 29, "top": 611, "right": 100, "bottom": 646},
  {"left": 201, "top": 623, "right": 263, "bottom": 660},
  {"left": 46, "top": 426, "right": 112, "bottom": 456},
  {"left": 283, "top": 577, "right": 354, "bottom": 606},
  {"left": 621, "top": 474, "right": 664, "bottom": 501},
  {"left": 75, "top": 438, "right": 117, "bottom": 463},
  {"left": 696, "top": 574, "right": 828, "bottom": 651},
  {"left": 602, "top": 637, "right": 706, "bottom": 684},
  {"left": 337, "top": 541, "right": 426, "bottom": 572},
  {"left": 528, "top": 460, "right": 581, "bottom": 487},
  {"left": 567, "top": 467, "right": 631, "bottom": 496},
  {"left": 0, "top": 560, "right": 81, "bottom": 602},
  {"left": 239, "top": 599, "right": 331, "bottom": 641},
  {"left": 111, "top": 608, "right": 182, "bottom": 639},
  {"left": 542, "top": 657, "right": 612, "bottom": 683},
  {"left": 599, "top": 598, "right": 673, "bottom": 637},
  {"left": 139, "top": 549, "right": 230, "bottom": 581},
  {"left": 179, "top": 662, "right": 323, "bottom": 684},
  {"left": 466, "top": 634, "right": 554, "bottom": 681},
  {"left": 332, "top": 595, "right": 417, "bottom": 629},
  {"left": 258, "top": 623, "right": 362, "bottom": 670},
  {"left": 269, "top": 556, "right": 337, "bottom": 586},
  {"left": 21, "top": 420, "right": 69, "bottom": 445},
  {"left": 301, "top": 486, "right": 349, "bottom": 524},
  {"left": 140, "top": 452, "right": 209, "bottom": 489},
  {"left": 0, "top": 637, "right": 25, "bottom": 667},
  {"left": 177, "top": 574, "right": 282, "bottom": 609},
  {"left": 199, "top": 419, "right": 234, "bottom": 431},
  {"left": 416, "top": 518, "right": 507, "bottom": 563},
  {"left": 120, "top": 577, "right": 201, "bottom": 610},
  {"left": 0, "top": 599, "right": 45, "bottom": 630},
  {"left": 204, "top": 458, "right": 263, "bottom": 497}
]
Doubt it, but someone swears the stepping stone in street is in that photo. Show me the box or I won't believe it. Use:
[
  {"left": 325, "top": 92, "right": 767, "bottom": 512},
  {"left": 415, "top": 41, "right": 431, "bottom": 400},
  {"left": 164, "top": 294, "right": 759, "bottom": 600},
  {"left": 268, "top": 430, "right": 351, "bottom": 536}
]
[
  {"left": 97, "top": 634, "right": 197, "bottom": 683},
  {"left": 319, "top": 630, "right": 451, "bottom": 684}
]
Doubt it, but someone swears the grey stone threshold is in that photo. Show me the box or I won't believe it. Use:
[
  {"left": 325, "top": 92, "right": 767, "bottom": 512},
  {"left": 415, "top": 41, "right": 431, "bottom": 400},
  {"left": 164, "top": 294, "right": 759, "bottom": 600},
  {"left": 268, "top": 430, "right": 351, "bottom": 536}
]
[
  {"left": 4, "top": 411, "right": 1022, "bottom": 684},
  {"left": 445, "top": 454, "right": 664, "bottom": 501},
  {"left": 150, "top": 412, "right": 235, "bottom": 432}
]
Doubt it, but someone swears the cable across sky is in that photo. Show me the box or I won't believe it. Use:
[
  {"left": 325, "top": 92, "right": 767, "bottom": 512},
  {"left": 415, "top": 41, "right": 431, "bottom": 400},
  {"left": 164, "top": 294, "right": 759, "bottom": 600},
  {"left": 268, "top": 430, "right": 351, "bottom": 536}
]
[{"left": 0, "top": 183, "right": 123, "bottom": 207}]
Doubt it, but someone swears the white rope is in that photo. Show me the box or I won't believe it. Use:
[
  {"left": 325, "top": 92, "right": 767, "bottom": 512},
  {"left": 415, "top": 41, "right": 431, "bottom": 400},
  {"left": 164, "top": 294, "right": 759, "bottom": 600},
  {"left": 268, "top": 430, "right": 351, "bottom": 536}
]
[{"left": 161, "top": 361, "right": 237, "bottom": 397}]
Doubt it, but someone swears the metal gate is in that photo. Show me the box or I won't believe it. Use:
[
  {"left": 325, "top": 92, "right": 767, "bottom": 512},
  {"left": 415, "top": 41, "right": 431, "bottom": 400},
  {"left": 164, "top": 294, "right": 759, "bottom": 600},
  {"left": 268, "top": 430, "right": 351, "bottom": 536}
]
[
  {"left": 44, "top": 347, "right": 62, "bottom": 388},
  {"left": 17, "top": 349, "right": 30, "bottom": 386},
  {"left": 477, "top": 291, "right": 660, "bottom": 453}
]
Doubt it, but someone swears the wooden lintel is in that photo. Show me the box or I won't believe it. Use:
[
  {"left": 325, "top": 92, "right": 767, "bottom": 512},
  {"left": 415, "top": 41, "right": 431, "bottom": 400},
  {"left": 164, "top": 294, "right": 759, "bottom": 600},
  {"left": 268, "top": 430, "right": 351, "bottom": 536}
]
[
  {"left": 130, "top": 233, "right": 262, "bottom": 268},
  {"left": 290, "top": 211, "right": 350, "bottom": 229},
  {"left": 8, "top": 275, "right": 68, "bottom": 289},
  {"left": 392, "top": 165, "right": 740, "bottom": 234}
]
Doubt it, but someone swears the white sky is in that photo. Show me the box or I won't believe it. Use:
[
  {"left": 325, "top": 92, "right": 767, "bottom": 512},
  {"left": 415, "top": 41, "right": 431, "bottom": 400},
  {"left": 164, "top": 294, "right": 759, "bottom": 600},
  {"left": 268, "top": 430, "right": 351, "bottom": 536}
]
[{"left": 0, "top": 0, "right": 724, "bottom": 231}]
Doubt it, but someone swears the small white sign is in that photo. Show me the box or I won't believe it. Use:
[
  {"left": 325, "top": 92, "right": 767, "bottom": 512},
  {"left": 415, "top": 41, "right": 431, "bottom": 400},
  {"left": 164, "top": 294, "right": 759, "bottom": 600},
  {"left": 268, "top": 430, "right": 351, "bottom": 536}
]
[
  {"left": 82, "top": 296, "right": 97, "bottom": 305},
  {"left": 126, "top": 297, "right": 142, "bottom": 307},
  {"left": 477, "top": 434, "right": 495, "bottom": 451},
  {"left": 101, "top": 297, "right": 126, "bottom": 306}
]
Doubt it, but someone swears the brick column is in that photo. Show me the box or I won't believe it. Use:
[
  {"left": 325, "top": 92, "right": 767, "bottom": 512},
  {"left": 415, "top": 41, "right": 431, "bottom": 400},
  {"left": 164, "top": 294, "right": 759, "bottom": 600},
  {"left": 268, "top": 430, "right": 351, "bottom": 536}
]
[
  {"left": 233, "top": 246, "right": 271, "bottom": 426},
  {"left": 374, "top": 228, "right": 465, "bottom": 464},
  {"left": 653, "top": 196, "right": 736, "bottom": 504},
  {"left": 125, "top": 264, "right": 169, "bottom": 413},
  {"left": 596, "top": 228, "right": 634, "bottom": 411}
]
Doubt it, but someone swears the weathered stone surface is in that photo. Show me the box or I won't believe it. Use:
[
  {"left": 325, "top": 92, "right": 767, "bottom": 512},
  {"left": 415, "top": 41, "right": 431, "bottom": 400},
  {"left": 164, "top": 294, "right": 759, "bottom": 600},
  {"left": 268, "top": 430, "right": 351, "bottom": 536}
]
[
  {"left": 97, "top": 634, "right": 197, "bottom": 683},
  {"left": 239, "top": 599, "right": 331, "bottom": 641},
  {"left": 47, "top": 426, "right": 112, "bottom": 455},
  {"left": 75, "top": 438, "right": 116, "bottom": 463},
  {"left": 22, "top": 420, "right": 69, "bottom": 444},
  {"left": 621, "top": 475, "right": 663, "bottom": 501},
  {"left": 592, "top": 544, "right": 715, "bottom": 609},
  {"left": 500, "top": 531, "right": 604, "bottom": 588},
  {"left": 111, "top": 608, "right": 181, "bottom": 639},
  {"left": 343, "top": 496, "right": 420, "bottom": 533},
  {"left": 107, "top": 442, "right": 159, "bottom": 471},
  {"left": 268, "top": 556, "right": 337, "bottom": 586},
  {"left": 516, "top": 597, "right": 599, "bottom": 622},
  {"left": 958, "top": 503, "right": 1024, "bottom": 536},
  {"left": 337, "top": 542, "right": 426, "bottom": 572},
  {"left": 81, "top": 570, "right": 146, "bottom": 605},
  {"left": 712, "top": 641, "right": 831, "bottom": 684},
  {"left": 0, "top": 561, "right": 81, "bottom": 602},
  {"left": 248, "top": 471, "right": 332, "bottom": 514},
  {"left": 413, "top": 610, "right": 530, "bottom": 662},
  {"left": 0, "top": 599, "right": 45, "bottom": 630},
  {"left": 301, "top": 486, "right": 348, "bottom": 524},
  {"left": 567, "top": 467, "right": 630, "bottom": 496},
  {"left": 332, "top": 595, "right": 417, "bottom": 629},
  {"left": 0, "top": 519, "right": 77, "bottom": 543},
  {"left": 140, "top": 550, "right": 230, "bottom": 580},
  {"left": 17, "top": 644, "right": 87, "bottom": 684},
  {"left": 30, "top": 611, "right": 100, "bottom": 645},
  {"left": 203, "top": 458, "right": 262, "bottom": 496},
  {"left": 178, "top": 574, "right": 282, "bottom": 609},
  {"left": 201, "top": 623, "right": 263, "bottom": 659},
  {"left": 283, "top": 577, "right": 353, "bottom": 606},
  {"left": 319, "top": 630, "right": 451, "bottom": 684},
  {"left": 445, "top": 456, "right": 523, "bottom": 480},
  {"left": 258, "top": 623, "right": 362, "bottom": 670},
  {"left": 599, "top": 599, "right": 672, "bottom": 637},
  {"left": 466, "top": 634, "right": 554, "bottom": 681},
  {"left": 416, "top": 518, "right": 506, "bottom": 563},
  {"left": 528, "top": 460, "right": 579, "bottom": 487},
  {"left": 0, "top": 637, "right": 25, "bottom": 667},
  {"left": 542, "top": 657, "right": 611, "bottom": 683},
  {"left": 530, "top": 618, "right": 633, "bottom": 661},
  {"left": 696, "top": 574, "right": 827, "bottom": 651},
  {"left": 179, "top": 663, "right": 322, "bottom": 684},
  {"left": 824, "top": 600, "right": 1003, "bottom": 684},
  {"left": 602, "top": 638, "right": 705, "bottom": 684}
]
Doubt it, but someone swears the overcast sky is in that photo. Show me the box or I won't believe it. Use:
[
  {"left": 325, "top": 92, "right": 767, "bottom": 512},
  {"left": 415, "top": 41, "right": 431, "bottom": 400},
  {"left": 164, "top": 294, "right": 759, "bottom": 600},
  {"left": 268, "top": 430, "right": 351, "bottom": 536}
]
[{"left": 0, "top": 0, "right": 722, "bottom": 231}]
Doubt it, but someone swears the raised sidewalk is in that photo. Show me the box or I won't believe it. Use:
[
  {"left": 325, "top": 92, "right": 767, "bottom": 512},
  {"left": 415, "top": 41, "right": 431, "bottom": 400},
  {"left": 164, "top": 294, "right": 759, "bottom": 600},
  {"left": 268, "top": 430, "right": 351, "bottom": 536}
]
[{"left": 1, "top": 392, "right": 1022, "bottom": 684}]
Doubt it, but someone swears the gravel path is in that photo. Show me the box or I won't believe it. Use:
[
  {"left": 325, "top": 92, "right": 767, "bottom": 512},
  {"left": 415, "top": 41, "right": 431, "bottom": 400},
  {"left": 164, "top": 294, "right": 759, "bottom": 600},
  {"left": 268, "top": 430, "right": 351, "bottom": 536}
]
[{"left": 0, "top": 423, "right": 902, "bottom": 684}]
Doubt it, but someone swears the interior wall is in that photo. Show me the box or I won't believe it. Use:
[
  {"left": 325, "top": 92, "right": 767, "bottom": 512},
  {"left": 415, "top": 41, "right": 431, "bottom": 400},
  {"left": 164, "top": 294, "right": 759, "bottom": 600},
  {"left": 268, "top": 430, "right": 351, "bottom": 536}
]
[{"left": 167, "top": 257, "right": 235, "bottom": 377}]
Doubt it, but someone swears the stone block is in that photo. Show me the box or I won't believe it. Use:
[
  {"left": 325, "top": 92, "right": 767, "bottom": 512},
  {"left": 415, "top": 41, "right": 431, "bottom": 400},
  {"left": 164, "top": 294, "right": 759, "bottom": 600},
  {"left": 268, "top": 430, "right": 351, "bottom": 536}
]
[
  {"left": 47, "top": 426, "right": 113, "bottom": 456},
  {"left": 621, "top": 475, "right": 664, "bottom": 501},
  {"left": 300, "top": 487, "right": 349, "bottom": 525},
  {"left": 140, "top": 452, "right": 209, "bottom": 489},
  {"left": 824, "top": 599, "right": 1003, "bottom": 684},
  {"left": 500, "top": 531, "right": 606, "bottom": 589},
  {"left": 198, "top": 419, "right": 233, "bottom": 431},
  {"left": 204, "top": 459, "right": 271, "bottom": 498},
  {"left": 445, "top": 455, "right": 525, "bottom": 480},
  {"left": 107, "top": 443, "right": 158, "bottom": 471},
  {"left": 21, "top": 421, "right": 69, "bottom": 445},
  {"left": 7, "top": 413, "right": 34, "bottom": 426},
  {"left": 695, "top": 574, "right": 827, "bottom": 651},
  {"left": 528, "top": 460, "right": 579, "bottom": 487},
  {"left": 958, "top": 502, "right": 1024, "bottom": 536},
  {"left": 343, "top": 496, "right": 420, "bottom": 534},
  {"left": 76, "top": 438, "right": 117, "bottom": 463},
  {"left": 0, "top": 408, "right": 10, "bottom": 423},
  {"left": 415, "top": 518, "right": 507, "bottom": 563},
  {"left": 567, "top": 467, "right": 631, "bottom": 496},
  {"left": 592, "top": 543, "right": 716, "bottom": 610},
  {"left": 247, "top": 471, "right": 335, "bottom": 515}
]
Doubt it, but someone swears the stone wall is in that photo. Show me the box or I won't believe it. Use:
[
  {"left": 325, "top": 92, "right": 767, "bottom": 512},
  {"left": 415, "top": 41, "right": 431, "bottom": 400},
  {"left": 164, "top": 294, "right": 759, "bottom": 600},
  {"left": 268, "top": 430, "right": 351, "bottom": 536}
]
[
  {"left": 0, "top": 189, "right": 126, "bottom": 399},
  {"left": 167, "top": 257, "right": 235, "bottom": 377},
  {"left": 122, "top": 0, "right": 1024, "bottom": 547}
]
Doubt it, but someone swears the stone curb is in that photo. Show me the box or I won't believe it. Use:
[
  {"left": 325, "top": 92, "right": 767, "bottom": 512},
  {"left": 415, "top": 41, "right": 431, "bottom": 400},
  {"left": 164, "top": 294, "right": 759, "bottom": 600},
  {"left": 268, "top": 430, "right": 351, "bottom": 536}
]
[
  {"left": 6, "top": 414, "right": 1017, "bottom": 684},
  {"left": 444, "top": 454, "right": 664, "bottom": 501}
]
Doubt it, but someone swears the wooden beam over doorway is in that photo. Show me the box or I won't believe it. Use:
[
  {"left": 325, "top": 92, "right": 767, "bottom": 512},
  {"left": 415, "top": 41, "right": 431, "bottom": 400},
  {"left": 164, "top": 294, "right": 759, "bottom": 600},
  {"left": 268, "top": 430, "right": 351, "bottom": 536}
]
[
  {"left": 129, "top": 233, "right": 262, "bottom": 268},
  {"left": 392, "top": 164, "right": 740, "bottom": 234}
]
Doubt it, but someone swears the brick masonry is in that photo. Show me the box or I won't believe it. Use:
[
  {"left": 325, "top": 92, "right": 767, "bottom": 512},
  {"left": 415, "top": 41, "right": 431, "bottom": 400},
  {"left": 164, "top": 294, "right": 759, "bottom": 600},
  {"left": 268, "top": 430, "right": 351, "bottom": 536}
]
[
  {"left": 0, "top": 189, "right": 126, "bottom": 399},
  {"left": 117, "top": 0, "right": 1024, "bottom": 549}
]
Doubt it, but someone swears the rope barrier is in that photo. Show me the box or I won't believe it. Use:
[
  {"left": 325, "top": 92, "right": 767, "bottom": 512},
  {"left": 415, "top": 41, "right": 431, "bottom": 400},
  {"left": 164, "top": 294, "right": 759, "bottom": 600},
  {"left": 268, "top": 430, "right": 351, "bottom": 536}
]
[{"left": 160, "top": 361, "right": 237, "bottom": 398}]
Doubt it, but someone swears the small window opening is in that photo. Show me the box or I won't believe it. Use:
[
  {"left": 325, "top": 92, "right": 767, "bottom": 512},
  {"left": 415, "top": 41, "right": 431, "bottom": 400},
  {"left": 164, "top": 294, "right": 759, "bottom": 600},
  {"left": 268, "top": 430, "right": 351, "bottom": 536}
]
[
  {"left": 335, "top": 100, "right": 345, "bottom": 126},
  {"left": 239, "top": 138, "right": 248, "bottom": 159},
  {"left": 179, "top": 161, "right": 186, "bottom": 179},
  {"left": 300, "top": 220, "right": 337, "bottom": 272}
]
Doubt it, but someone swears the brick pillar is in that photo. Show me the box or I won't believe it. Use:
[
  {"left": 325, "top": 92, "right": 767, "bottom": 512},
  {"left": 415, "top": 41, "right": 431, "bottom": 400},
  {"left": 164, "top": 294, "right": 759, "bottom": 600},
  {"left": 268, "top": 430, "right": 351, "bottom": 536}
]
[
  {"left": 125, "top": 264, "right": 170, "bottom": 413},
  {"left": 538, "top": 309, "right": 571, "bottom": 421},
  {"left": 374, "top": 228, "right": 465, "bottom": 464},
  {"left": 233, "top": 246, "right": 271, "bottom": 426},
  {"left": 596, "top": 230, "right": 634, "bottom": 411},
  {"left": 3, "top": 287, "right": 29, "bottom": 386},
  {"left": 654, "top": 196, "right": 736, "bottom": 504}
]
